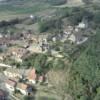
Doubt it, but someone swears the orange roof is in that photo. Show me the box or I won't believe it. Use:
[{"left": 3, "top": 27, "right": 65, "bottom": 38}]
[
  {"left": 28, "top": 68, "right": 36, "bottom": 80},
  {"left": 17, "top": 83, "right": 28, "bottom": 90},
  {"left": 6, "top": 79, "right": 16, "bottom": 87}
]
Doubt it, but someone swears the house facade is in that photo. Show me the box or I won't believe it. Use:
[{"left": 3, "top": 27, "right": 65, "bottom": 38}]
[
  {"left": 16, "top": 83, "right": 32, "bottom": 95},
  {"left": 5, "top": 79, "right": 17, "bottom": 92},
  {"left": 27, "top": 68, "right": 37, "bottom": 84}
]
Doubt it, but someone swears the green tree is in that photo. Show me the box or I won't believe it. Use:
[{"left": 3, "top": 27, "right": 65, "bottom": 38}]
[
  {"left": 69, "top": 30, "right": 100, "bottom": 100},
  {"left": 93, "top": 12, "right": 100, "bottom": 24},
  {"left": 39, "top": 18, "right": 62, "bottom": 33}
]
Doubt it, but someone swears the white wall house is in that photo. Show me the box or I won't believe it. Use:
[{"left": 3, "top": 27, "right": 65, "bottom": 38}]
[
  {"left": 68, "top": 34, "right": 76, "bottom": 43},
  {"left": 16, "top": 87, "right": 27, "bottom": 95},
  {"left": 4, "top": 70, "right": 21, "bottom": 78},
  {"left": 28, "top": 79, "right": 36, "bottom": 84},
  {"left": 4, "top": 68, "right": 22, "bottom": 78},
  {"left": 77, "top": 21, "right": 87, "bottom": 29},
  {"left": 5, "top": 84, "right": 15, "bottom": 92}
]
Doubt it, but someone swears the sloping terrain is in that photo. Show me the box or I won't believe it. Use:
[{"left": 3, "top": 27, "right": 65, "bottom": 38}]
[{"left": 0, "top": 0, "right": 54, "bottom": 21}]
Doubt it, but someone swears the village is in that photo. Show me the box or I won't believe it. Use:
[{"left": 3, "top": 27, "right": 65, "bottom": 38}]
[
  {"left": 0, "top": 0, "right": 99, "bottom": 99},
  {"left": 0, "top": 15, "right": 90, "bottom": 99},
  {"left": 0, "top": 16, "right": 89, "bottom": 61}
]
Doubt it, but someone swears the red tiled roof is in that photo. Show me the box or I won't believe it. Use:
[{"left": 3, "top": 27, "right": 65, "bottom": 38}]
[
  {"left": 28, "top": 68, "right": 36, "bottom": 80},
  {"left": 6, "top": 79, "right": 17, "bottom": 87}
]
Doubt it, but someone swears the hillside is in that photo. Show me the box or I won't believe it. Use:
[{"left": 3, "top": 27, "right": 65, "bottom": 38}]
[
  {"left": 0, "top": 0, "right": 55, "bottom": 21},
  {"left": 0, "top": 0, "right": 100, "bottom": 100},
  {"left": 0, "top": 0, "right": 99, "bottom": 21},
  {"left": 67, "top": 0, "right": 83, "bottom": 4}
]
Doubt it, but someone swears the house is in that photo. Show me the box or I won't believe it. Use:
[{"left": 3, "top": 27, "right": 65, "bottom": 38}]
[
  {"left": 27, "top": 43, "right": 42, "bottom": 53},
  {"left": 37, "top": 35, "right": 48, "bottom": 43},
  {"left": 74, "top": 32, "right": 88, "bottom": 45},
  {"left": 27, "top": 68, "right": 37, "bottom": 84},
  {"left": 7, "top": 47, "right": 28, "bottom": 62},
  {"left": 51, "top": 50, "right": 63, "bottom": 58},
  {"left": 59, "top": 26, "right": 74, "bottom": 42},
  {"left": 27, "top": 34, "right": 49, "bottom": 53},
  {"left": 16, "top": 83, "right": 33, "bottom": 95},
  {"left": 8, "top": 47, "right": 27, "bottom": 58},
  {"left": 10, "top": 40, "right": 28, "bottom": 48},
  {"left": 76, "top": 36, "right": 88, "bottom": 45},
  {"left": 4, "top": 68, "right": 22, "bottom": 78},
  {"left": 68, "top": 32, "right": 88, "bottom": 45},
  {"left": 68, "top": 34, "right": 76, "bottom": 43},
  {"left": 38, "top": 76, "right": 45, "bottom": 83},
  {"left": 3, "top": 68, "right": 31, "bottom": 79},
  {"left": 77, "top": 20, "right": 88, "bottom": 29},
  {"left": 5, "top": 79, "right": 17, "bottom": 92},
  {"left": 77, "top": 22, "right": 86, "bottom": 29}
]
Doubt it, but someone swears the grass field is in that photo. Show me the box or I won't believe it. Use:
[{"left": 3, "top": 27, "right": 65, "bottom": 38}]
[
  {"left": 35, "top": 88, "right": 62, "bottom": 100},
  {"left": 0, "top": 0, "right": 85, "bottom": 21},
  {"left": 0, "top": 0, "right": 54, "bottom": 21},
  {"left": 53, "top": 0, "right": 84, "bottom": 8}
]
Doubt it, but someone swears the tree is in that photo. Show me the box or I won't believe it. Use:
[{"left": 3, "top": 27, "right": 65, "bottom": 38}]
[
  {"left": 69, "top": 30, "right": 100, "bottom": 100},
  {"left": 39, "top": 18, "right": 63, "bottom": 33},
  {"left": 23, "top": 54, "right": 48, "bottom": 74},
  {"left": 94, "top": 87, "right": 100, "bottom": 100},
  {"left": 93, "top": 12, "right": 100, "bottom": 24}
]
